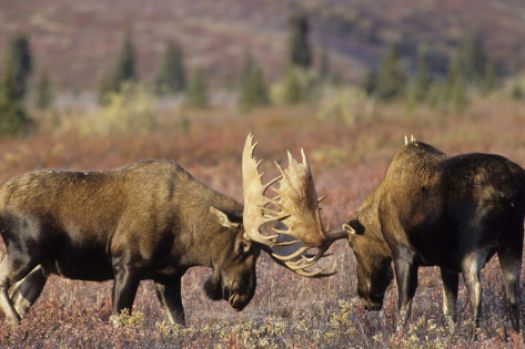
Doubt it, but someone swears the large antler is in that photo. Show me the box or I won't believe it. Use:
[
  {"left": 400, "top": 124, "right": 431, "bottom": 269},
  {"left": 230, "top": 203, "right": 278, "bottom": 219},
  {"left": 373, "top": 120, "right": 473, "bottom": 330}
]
[{"left": 242, "top": 133, "right": 347, "bottom": 277}]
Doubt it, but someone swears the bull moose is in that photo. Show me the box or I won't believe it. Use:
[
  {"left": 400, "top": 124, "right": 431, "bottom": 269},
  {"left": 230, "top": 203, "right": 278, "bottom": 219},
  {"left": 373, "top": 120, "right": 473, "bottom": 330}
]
[
  {"left": 0, "top": 134, "right": 345, "bottom": 325},
  {"left": 343, "top": 137, "right": 525, "bottom": 332}
]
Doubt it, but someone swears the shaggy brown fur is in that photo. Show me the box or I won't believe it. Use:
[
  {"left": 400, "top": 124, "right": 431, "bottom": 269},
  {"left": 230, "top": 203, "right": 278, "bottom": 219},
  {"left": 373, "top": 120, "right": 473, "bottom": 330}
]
[{"left": 344, "top": 141, "right": 525, "bottom": 333}]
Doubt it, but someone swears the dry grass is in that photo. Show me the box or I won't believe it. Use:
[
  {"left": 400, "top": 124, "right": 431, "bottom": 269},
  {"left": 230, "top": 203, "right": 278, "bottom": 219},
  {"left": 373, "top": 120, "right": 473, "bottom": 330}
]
[{"left": 0, "top": 100, "right": 524, "bottom": 347}]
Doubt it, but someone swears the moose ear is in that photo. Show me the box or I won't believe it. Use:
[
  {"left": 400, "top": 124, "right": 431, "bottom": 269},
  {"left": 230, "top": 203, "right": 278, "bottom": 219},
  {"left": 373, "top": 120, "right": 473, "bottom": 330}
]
[
  {"left": 210, "top": 207, "right": 241, "bottom": 228},
  {"left": 342, "top": 219, "right": 364, "bottom": 236}
]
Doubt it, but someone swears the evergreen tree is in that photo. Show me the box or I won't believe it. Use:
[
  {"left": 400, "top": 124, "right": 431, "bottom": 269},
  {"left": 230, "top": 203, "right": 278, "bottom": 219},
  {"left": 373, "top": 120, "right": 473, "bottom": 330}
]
[
  {"left": 288, "top": 14, "right": 312, "bottom": 68},
  {"left": 188, "top": 69, "right": 208, "bottom": 108},
  {"left": 374, "top": 44, "right": 406, "bottom": 100},
  {"left": 0, "top": 53, "right": 31, "bottom": 135},
  {"left": 238, "top": 53, "right": 269, "bottom": 112},
  {"left": 6, "top": 33, "right": 32, "bottom": 100},
  {"left": 35, "top": 70, "right": 53, "bottom": 109},
  {"left": 99, "top": 31, "right": 137, "bottom": 104},
  {"left": 112, "top": 32, "right": 136, "bottom": 85},
  {"left": 411, "top": 44, "right": 431, "bottom": 102},
  {"left": 154, "top": 40, "right": 186, "bottom": 95},
  {"left": 481, "top": 59, "right": 497, "bottom": 94}
]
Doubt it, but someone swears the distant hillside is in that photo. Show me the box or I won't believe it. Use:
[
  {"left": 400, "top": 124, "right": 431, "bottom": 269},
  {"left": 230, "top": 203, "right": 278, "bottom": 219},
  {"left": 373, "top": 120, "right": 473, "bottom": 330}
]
[{"left": 0, "top": 0, "right": 524, "bottom": 91}]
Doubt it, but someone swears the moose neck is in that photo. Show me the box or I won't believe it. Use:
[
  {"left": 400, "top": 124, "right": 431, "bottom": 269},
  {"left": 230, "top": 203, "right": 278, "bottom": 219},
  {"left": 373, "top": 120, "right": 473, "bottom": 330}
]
[{"left": 359, "top": 182, "right": 392, "bottom": 256}]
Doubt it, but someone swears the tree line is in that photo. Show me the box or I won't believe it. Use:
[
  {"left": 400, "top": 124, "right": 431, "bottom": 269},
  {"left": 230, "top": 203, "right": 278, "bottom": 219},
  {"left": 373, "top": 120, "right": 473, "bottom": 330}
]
[
  {"left": 362, "top": 35, "right": 500, "bottom": 110},
  {"left": 97, "top": 14, "right": 320, "bottom": 111},
  {"left": 0, "top": 14, "right": 521, "bottom": 136}
]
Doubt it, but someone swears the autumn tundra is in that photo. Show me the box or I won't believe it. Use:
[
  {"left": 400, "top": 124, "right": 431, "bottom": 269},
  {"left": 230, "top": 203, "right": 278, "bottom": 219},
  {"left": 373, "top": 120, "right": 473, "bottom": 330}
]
[
  {"left": 0, "top": 134, "right": 346, "bottom": 325},
  {"left": 343, "top": 137, "right": 525, "bottom": 332}
]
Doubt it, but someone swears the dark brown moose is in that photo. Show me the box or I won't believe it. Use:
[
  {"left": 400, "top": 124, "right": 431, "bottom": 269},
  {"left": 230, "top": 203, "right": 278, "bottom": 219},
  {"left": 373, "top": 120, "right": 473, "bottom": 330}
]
[
  {"left": 0, "top": 134, "right": 345, "bottom": 325},
  {"left": 343, "top": 136, "right": 525, "bottom": 332}
]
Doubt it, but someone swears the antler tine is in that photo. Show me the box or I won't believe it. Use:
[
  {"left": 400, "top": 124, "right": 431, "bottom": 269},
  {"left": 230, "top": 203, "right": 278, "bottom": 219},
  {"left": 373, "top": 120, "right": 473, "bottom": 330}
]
[
  {"left": 282, "top": 255, "right": 319, "bottom": 271},
  {"left": 300, "top": 148, "right": 310, "bottom": 169},
  {"left": 272, "top": 245, "right": 337, "bottom": 277},
  {"left": 271, "top": 246, "right": 311, "bottom": 262},
  {"left": 294, "top": 268, "right": 336, "bottom": 277},
  {"left": 262, "top": 175, "right": 282, "bottom": 194}
]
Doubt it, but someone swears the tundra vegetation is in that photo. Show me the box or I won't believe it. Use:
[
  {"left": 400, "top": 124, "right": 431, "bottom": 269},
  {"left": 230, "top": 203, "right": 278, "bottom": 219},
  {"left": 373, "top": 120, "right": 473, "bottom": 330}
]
[{"left": 0, "top": 100, "right": 521, "bottom": 347}]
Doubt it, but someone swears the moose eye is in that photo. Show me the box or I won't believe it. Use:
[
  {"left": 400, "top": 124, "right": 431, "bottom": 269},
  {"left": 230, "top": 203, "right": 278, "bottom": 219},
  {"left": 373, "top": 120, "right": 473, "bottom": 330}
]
[{"left": 241, "top": 241, "right": 251, "bottom": 255}]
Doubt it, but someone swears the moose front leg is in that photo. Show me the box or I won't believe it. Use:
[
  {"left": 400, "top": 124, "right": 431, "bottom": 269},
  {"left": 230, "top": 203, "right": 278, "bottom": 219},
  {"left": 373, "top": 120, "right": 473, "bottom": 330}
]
[
  {"left": 440, "top": 268, "right": 458, "bottom": 332},
  {"left": 393, "top": 256, "right": 418, "bottom": 331},
  {"left": 111, "top": 265, "right": 141, "bottom": 319},
  {"left": 497, "top": 242, "right": 522, "bottom": 332},
  {"left": 155, "top": 278, "right": 185, "bottom": 325}
]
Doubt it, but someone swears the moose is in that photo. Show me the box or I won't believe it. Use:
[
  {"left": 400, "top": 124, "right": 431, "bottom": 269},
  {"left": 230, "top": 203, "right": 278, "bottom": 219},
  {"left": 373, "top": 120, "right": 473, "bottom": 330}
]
[
  {"left": 343, "top": 137, "right": 525, "bottom": 332},
  {"left": 0, "top": 134, "right": 345, "bottom": 325}
]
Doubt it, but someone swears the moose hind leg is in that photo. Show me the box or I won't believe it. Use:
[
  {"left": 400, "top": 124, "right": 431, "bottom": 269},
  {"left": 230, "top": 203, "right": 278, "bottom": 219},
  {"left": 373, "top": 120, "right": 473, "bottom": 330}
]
[
  {"left": 440, "top": 268, "right": 459, "bottom": 332},
  {"left": 497, "top": 234, "right": 523, "bottom": 331},
  {"left": 461, "top": 252, "right": 485, "bottom": 335},
  {"left": 10, "top": 265, "right": 48, "bottom": 318}
]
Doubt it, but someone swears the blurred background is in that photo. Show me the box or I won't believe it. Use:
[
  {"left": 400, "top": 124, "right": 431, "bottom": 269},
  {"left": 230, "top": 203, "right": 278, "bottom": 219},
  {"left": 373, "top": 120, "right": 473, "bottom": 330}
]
[
  {"left": 0, "top": 0, "right": 524, "bottom": 131},
  {"left": 0, "top": 0, "right": 525, "bottom": 347}
]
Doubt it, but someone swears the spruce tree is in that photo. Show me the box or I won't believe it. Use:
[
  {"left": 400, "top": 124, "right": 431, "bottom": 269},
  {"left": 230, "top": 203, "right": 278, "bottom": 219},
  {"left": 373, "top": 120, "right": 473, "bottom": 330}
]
[
  {"left": 374, "top": 44, "right": 406, "bottom": 100},
  {"left": 0, "top": 53, "right": 31, "bottom": 135},
  {"left": 238, "top": 53, "right": 269, "bottom": 112},
  {"left": 288, "top": 14, "right": 312, "bottom": 68},
  {"left": 112, "top": 32, "right": 136, "bottom": 85},
  {"left": 154, "top": 40, "right": 186, "bottom": 95},
  {"left": 188, "top": 68, "right": 208, "bottom": 108},
  {"left": 99, "top": 31, "right": 137, "bottom": 104},
  {"left": 35, "top": 70, "right": 53, "bottom": 109},
  {"left": 6, "top": 33, "right": 32, "bottom": 100}
]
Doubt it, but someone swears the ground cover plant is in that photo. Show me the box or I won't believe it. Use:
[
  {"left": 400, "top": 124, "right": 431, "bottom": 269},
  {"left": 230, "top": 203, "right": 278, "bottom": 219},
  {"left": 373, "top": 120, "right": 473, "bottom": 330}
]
[{"left": 0, "top": 101, "right": 523, "bottom": 347}]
